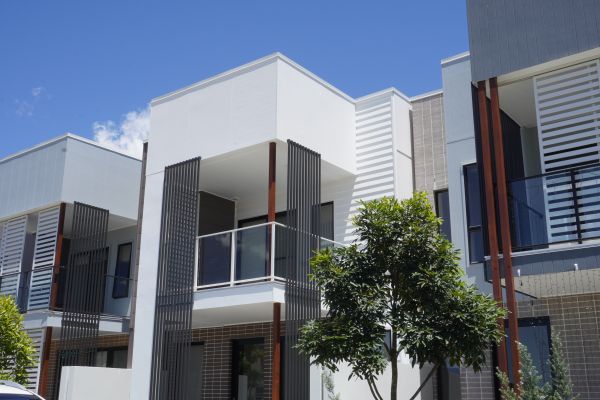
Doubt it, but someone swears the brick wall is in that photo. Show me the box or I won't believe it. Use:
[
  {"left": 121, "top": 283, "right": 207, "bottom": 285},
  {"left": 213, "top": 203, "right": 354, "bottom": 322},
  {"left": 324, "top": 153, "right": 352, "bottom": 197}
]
[
  {"left": 518, "top": 293, "right": 600, "bottom": 400},
  {"left": 192, "top": 322, "right": 274, "bottom": 400},
  {"left": 459, "top": 348, "right": 496, "bottom": 400},
  {"left": 459, "top": 293, "right": 600, "bottom": 400}
]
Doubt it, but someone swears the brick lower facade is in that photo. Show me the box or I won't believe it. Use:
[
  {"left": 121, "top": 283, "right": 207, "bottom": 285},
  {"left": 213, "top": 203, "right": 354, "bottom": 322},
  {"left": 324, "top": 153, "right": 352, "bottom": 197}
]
[
  {"left": 192, "top": 322, "right": 275, "bottom": 400},
  {"left": 459, "top": 292, "right": 600, "bottom": 400}
]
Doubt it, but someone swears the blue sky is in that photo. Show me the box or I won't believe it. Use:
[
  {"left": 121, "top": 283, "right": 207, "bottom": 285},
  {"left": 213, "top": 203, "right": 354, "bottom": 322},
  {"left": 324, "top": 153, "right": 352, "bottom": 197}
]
[{"left": 0, "top": 0, "right": 468, "bottom": 159}]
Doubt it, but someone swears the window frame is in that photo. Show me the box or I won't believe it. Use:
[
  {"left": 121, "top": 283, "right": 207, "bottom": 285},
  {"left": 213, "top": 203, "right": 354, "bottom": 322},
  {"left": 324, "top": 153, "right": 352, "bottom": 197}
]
[
  {"left": 96, "top": 346, "right": 128, "bottom": 368},
  {"left": 112, "top": 242, "right": 133, "bottom": 299},
  {"left": 434, "top": 189, "right": 452, "bottom": 241},
  {"left": 463, "top": 164, "right": 485, "bottom": 263},
  {"left": 231, "top": 337, "right": 265, "bottom": 400}
]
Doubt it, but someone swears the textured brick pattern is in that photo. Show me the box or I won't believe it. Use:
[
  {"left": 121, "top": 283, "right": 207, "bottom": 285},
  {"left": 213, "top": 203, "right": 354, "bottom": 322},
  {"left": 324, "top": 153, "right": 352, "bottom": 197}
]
[
  {"left": 459, "top": 348, "right": 495, "bottom": 400},
  {"left": 518, "top": 293, "right": 600, "bottom": 400},
  {"left": 411, "top": 92, "right": 447, "bottom": 203},
  {"left": 192, "top": 322, "right": 275, "bottom": 400},
  {"left": 460, "top": 293, "right": 600, "bottom": 400},
  {"left": 45, "top": 333, "right": 129, "bottom": 400}
]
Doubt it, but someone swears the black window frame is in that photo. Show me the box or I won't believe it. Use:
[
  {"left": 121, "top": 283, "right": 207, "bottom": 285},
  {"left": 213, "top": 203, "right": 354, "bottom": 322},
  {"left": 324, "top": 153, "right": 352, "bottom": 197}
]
[
  {"left": 112, "top": 242, "right": 132, "bottom": 299},
  {"left": 463, "top": 164, "right": 485, "bottom": 263},
  {"left": 434, "top": 189, "right": 452, "bottom": 241}
]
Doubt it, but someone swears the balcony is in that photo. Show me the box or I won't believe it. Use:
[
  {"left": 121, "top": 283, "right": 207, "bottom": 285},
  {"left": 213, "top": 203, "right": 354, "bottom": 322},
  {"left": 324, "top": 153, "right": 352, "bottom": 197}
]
[
  {"left": 508, "top": 163, "right": 600, "bottom": 251},
  {"left": 195, "top": 222, "right": 339, "bottom": 290},
  {"left": 481, "top": 163, "right": 600, "bottom": 298},
  {"left": 0, "top": 265, "right": 132, "bottom": 323}
]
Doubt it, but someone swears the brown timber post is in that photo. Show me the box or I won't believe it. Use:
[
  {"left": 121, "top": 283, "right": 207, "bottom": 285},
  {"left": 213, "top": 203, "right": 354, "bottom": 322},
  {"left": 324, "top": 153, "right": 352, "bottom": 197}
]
[
  {"left": 272, "top": 302, "right": 282, "bottom": 400},
  {"left": 476, "top": 81, "right": 508, "bottom": 375},
  {"left": 489, "top": 77, "right": 521, "bottom": 388},
  {"left": 39, "top": 202, "right": 66, "bottom": 397}
]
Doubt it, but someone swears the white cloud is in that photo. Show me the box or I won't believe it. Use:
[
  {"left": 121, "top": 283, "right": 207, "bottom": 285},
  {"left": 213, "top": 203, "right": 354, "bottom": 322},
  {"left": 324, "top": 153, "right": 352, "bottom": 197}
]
[
  {"left": 15, "top": 99, "right": 34, "bottom": 117},
  {"left": 31, "top": 86, "right": 46, "bottom": 98},
  {"left": 93, "top": 106, "right": 150, "bottom": 158},
  {"left": 15, "top": 87, "right": 50, "bottom": 117}
]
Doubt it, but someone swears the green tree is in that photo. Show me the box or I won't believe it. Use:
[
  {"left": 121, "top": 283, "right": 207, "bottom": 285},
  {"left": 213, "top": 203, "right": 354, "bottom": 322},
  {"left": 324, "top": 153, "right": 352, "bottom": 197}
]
[
  {"left": 298, "top": 193, "right": 505, "bottom": 400},
  {"left": 519, "top": 342, "right": 549, "bottom": 400},
  {"left": 0, "top": 296, "right": 37, "bottom": 385},
  {"left": 497, "top": 335, "right": 578, "bottom": 400},
  {"left": 548, "top": 332, "right": 577, "bottom": 400}
]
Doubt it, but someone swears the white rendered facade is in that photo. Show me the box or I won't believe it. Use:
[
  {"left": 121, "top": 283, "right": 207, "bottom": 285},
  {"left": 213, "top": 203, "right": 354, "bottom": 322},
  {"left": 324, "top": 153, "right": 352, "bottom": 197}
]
[{"left": 130, "top": 53, "right": 425, "bottom": 400}]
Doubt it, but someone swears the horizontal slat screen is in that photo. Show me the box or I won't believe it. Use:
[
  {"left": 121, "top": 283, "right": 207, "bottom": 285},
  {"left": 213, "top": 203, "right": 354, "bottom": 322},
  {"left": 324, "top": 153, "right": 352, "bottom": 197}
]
[
  {"left": 534, "top": 60, "right": 600, "bottom": 243},
  {"left": 0, "top": 216, "right": 27, "bottom": 298},
  {"left": 28, "top": 207, "right": 60, "bottom": 310}
]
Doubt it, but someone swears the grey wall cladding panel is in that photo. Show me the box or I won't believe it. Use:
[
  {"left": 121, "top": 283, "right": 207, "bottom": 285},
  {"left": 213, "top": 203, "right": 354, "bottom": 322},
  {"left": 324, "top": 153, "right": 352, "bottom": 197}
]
[
  {"left": 149, "top": 157, "right": 200, "bottom": 400},
  {"left": 467, "top": 0, "right": 600, "bottom": 82},
  {"left": 285, "top": 140, "right": 321, "bottom": 400},
  {"left": 411, "top": 93, "right": 447, "bottom": 203}
]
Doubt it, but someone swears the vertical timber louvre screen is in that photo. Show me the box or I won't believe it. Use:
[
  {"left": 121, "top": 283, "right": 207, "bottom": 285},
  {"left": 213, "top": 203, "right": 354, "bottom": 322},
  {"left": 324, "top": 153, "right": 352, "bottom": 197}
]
[
  {"left": 55, "top": 202, "right": 109, "bottom": 396},
  {"left": 285, "top": 140, "right": 321, "bottom": 400},
  {"left": 149, "top": 157, "right": 200, "bottom": 400}
]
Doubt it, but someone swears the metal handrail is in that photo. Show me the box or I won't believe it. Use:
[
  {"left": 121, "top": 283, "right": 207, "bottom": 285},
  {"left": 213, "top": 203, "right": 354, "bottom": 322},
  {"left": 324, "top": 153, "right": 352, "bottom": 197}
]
[
  {"left": 507, "top": 162, "right": 600, "bottom": 251},
  {"left": 194, "top": 222, "right": 343, "bottom": 290}
]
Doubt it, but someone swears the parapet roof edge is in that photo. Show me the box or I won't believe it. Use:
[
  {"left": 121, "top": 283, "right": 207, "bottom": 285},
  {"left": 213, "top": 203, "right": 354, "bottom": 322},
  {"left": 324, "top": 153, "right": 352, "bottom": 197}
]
[
  {"left": 441, "top": 51, "right": 470, "bottom": 67},
  {"left": 355, "top": 87, "right": 411, "bottom": 104},
  {"left": 0, "top": 133, "right": 142, "bottom": 164},
  {"left": 410, "top": 89, "right": 443, "bottom": 102},
  {"left": 151, "top": 52, "right": 356, "bottom": 105}
]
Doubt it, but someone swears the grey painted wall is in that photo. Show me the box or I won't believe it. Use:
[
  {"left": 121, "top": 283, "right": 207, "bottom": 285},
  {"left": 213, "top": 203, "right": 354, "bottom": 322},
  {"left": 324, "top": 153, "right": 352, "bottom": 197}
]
[
  {"left": 103, "top": 225, "right": 137, "bottom": 317},
  {"left": 441, "top": 55, "right": 493, "bottom": 294},
  {"left": 0, "top": 136, "right": 141, "bottom": 221},
  {"left": 467, "top": 0, "right": 600, "bottom": 82},
  {"left": 62, "top": 138, "right": 141, "bottom": 220},
  {"left": 411, "top": 92, "right": 447, "bottom": 204},
  {"left": 0, "top": 139, "right": 66, "bottom": 219}
]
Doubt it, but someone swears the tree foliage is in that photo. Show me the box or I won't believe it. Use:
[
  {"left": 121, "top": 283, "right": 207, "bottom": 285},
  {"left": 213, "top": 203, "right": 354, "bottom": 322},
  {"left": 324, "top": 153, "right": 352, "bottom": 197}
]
[
  {"left": 497, "top": 334, "right": 578, "bottom": 400},
  {"left": 297, "top": 193, "right": 506, "bottom": 400},
  {"left": 0, "top": 296, "right": 37, "bottom": 385},
  {"left": 548, "top": 332, "right": 577, "bottom": 400}
]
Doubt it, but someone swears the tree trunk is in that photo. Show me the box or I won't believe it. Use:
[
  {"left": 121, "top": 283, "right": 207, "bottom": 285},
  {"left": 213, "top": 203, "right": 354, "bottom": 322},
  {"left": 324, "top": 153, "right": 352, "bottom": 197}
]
[{"left": 391, "top": 330, "right": 398, "bottom": 400}]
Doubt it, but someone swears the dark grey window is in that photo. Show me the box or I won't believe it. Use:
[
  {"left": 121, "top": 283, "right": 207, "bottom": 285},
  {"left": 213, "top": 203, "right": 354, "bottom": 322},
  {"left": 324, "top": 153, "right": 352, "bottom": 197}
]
[
  {"left": 95, "top": 347, "right": 128, "bottom": 368},
  {"left": 505, "top": 317, "right": 551, "bottom": 386},
  {"left": 112, "top": 243, "right": 132, "bottom": 299},
  {"left": 464, "top": 164, "right": 484, "bottom": 263},
  {"left": 434, "top": 190, "right": 452, "bottom": 241}
]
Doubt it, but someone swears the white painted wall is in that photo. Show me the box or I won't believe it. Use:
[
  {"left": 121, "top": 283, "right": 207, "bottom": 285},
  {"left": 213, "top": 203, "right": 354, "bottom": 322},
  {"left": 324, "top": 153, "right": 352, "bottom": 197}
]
[
  {"left": 276, "top": 59, "right": 356, "bottom": 173},
  {"left": 130, "top": 172, "right": 164, "bottom": 400},
  {"left": 58, "top": 367, "right": 131, "bottom": 400},
  {"left": 391, "top": 93, "right": 414, "bottom": 200},
  {"left": 330, "top": 361, "right": 433, "bottom": 400},
  {"left": 147, "top": 58, "right": 279, "bottom": 175}
]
